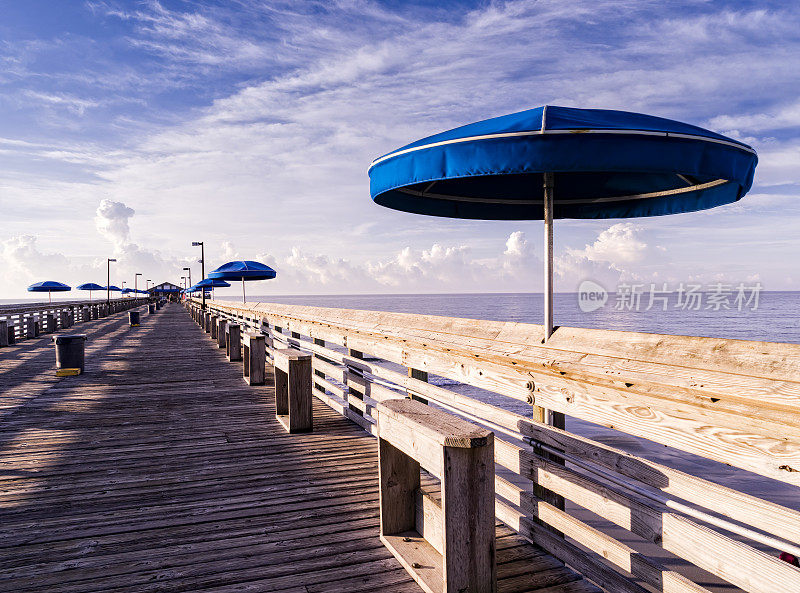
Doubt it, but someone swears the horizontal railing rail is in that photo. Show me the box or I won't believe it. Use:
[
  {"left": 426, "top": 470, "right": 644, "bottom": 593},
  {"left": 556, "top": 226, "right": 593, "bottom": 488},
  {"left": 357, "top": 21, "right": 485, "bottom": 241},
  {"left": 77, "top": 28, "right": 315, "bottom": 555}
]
[
  {"left": 192, "top": 297, "right": 800, "bottom": 593},
  {"left": 0, "top": 298, "right": 151, "bottom": 342}
]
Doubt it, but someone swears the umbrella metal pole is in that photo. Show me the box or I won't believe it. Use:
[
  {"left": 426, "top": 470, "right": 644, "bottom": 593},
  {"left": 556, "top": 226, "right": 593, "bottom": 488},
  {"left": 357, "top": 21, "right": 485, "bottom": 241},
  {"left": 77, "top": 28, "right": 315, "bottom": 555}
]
[
  {"left": 543, "top": 171, "right": 554, "bottom": 341},
  {"left": 201, "top": 243, "right": 206, "bottom": 311},
  {"left": 242, "top": 278, "right": 246, "bottom": 304},
  {"left": 534, "top": 171, "right": 566, "bottom": 523},
  {"left": 542, "top": 172, "right": 565, "bottom": 433}
]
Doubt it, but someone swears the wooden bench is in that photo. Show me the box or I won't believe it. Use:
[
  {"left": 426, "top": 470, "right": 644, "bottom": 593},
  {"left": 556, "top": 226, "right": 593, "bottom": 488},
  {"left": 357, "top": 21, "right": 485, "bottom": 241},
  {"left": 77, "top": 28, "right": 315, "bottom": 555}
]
[
  {"left": 377, "top": 398, "right": 495, "bottom": 593},
  {"left": 273, "top": 348, "right": 313, "bottom": 433},
  {"left": 242, "top": 332, "right": 265, "bottom": 385}
]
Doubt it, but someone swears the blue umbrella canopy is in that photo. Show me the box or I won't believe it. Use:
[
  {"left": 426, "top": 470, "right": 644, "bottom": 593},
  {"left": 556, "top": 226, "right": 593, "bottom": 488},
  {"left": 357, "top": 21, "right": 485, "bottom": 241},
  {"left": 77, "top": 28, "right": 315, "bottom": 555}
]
[
  {"left": 208, "top": 261, "right": 276, "bottom": 281},
  {"left": 77, "top": 282, "right": 104, "bottom": 302},
  {"left": 208, "top": 260, "right": 276, "bottom": 303},
  {"left": 121, "top": 288, "right": 134, "bottom": 294},
  {"left": 368, "top": 105, "right": 757, "bottom": 220},
  {"left": 28, "top": 281, "right": 71, "bottom": 292},
  {"left": 195, "top": 278, "right": 231, "bottom": 288},
  {"left": 106, "top": 285, "right": 122, "bottom": 292},
  {"left": 77, "top": 283, "right": 104, "bottom": 291},
  {"left": 27, "top": 281, "right": 71, "bottom": 303},
  {"left": 194, "top": 278, "right": 230, "bottom": 301}
]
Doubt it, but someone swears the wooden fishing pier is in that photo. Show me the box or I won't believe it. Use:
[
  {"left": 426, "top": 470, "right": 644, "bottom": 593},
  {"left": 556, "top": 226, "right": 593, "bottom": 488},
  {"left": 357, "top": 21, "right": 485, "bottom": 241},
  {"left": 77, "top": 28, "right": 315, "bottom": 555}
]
[{"left": 1, "top": 298, "right": 798, "bottom": 593}]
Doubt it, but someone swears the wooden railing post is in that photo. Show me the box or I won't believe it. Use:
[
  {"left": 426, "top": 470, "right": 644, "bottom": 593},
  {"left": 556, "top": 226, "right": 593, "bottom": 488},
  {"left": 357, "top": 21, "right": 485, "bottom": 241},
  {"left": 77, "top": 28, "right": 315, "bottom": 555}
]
[
  {"left": 347, "top": 348, "right": 365, "bottom": 416},
  {"left": 274, "top": 348, "right": 313, "bottom": 433},
  {"left": 26, "top": 316, "right": 38, "bottom": 339},
  {"left": 210, "top": 314, "right": 219, "bottom": 340},
  {"left": 0, "top": 320, "right": 8, "bottom": 347},
  {"left": 217, "top": 318, "right": 227, "bottom": 348},
  {"left": 226, "top": 323, "right": 241, "bottom": 361},
  {"left": 407, "top": 367, "right": 428, "bottom": 404},
  {"left": 377, "top": 399, "right": 495, "bottom": 593},
  {"left": 531, "top": 401, "right": 566, "bottom": 529},
  {"left": 313, "top": 338, "right": 325, "bottom": 393},
  {"left": 242, "top": 332, "right": 265, "bottom": 385}
]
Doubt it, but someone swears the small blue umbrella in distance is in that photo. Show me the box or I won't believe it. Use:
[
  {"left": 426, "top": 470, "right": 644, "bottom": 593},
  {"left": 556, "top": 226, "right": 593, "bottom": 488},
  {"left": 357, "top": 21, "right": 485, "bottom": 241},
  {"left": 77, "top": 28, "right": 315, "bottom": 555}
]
[
  {"left": 187, "top": 284, "right": 211, "bottom": 299},
  {"left": 27, "top": 281, "right": 71, "bottom": 304},
  {"left": 208, "top": 260, "right": 276, "bottom": 303},
  {"left": 105, "top": 285, "right": 122, "bottom": 293},
  {"left": 77, "top": 282, "right": 104, "bottom": 302},
  {"left": 369, "top": 105, "right": 758, "bottom": 340},
  {"left": 195, "top": 277, "right": 231, "bottom": 301}
]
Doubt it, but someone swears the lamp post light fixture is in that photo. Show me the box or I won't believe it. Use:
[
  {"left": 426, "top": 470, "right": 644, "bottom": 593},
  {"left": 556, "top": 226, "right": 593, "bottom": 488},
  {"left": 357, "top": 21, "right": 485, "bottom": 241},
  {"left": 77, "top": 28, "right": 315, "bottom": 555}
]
[
  {"left": 191, "top": 241, "right": 205, "bottom": 310},
  {"left": 107, "top": 258, "right": 117, "bottom": 305}
]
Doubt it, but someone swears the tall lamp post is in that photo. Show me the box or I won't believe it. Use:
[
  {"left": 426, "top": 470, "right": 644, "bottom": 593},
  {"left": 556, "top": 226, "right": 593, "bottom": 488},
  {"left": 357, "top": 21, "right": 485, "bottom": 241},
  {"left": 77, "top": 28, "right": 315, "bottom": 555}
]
[
  {"left": 183, "top": 267, "right": 192, "bottom": 290},
  {"left": 146, "top": 279, "right": 151, "bottom": 296},
  {"left": 135, "top": 273, "right": 142, "bottom": 303},
  {"left": 181, "top": 276, "right": 186, "bottom": 291},
  {"left": 122, "top": 281, "right": 127, "bottom": 297},
  {"left": 191, "top": 241, "right": 205, "bottom": 310},
  {"left": 107, "top": 258, "right": 117, "bottom": 305}
]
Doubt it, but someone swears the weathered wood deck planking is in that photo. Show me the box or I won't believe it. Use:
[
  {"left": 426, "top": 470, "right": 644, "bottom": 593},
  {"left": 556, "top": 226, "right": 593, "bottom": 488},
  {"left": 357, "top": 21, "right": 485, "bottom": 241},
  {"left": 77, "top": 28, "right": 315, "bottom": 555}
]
[{"left": 0, "top": 304, "right": 597, "bottom": 593}]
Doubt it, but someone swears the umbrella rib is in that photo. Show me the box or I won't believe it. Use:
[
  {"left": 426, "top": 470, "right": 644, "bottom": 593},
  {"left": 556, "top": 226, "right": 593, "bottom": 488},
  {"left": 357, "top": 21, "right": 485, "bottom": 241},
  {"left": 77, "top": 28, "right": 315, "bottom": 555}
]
[{"left": 397, "top": 178, "right": 729, "bottom": 205}]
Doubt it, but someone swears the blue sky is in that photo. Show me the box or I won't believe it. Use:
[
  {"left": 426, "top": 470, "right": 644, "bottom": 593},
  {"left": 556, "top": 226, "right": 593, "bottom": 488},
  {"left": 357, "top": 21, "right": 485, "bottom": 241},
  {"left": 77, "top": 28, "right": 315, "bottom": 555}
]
[{"left": 1, "top": 0, "right": 798, "bottom": 298}]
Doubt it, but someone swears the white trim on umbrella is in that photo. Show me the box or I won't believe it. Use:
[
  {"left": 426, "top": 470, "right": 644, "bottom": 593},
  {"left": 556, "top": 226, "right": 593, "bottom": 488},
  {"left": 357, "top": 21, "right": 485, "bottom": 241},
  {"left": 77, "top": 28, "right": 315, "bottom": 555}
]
[{"left": 368, "top": 128, "right": 755, "bottom": 169}]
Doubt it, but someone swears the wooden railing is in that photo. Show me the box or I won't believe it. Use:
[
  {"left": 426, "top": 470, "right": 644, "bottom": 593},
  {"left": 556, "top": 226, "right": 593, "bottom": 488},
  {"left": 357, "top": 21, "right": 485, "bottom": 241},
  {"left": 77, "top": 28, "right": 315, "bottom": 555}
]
[
  {"left": 191, "top": 297, "right": 800, "bottom": 593},
  {"left": 0, "top": 298, "right": 149, "bottom": 342}
]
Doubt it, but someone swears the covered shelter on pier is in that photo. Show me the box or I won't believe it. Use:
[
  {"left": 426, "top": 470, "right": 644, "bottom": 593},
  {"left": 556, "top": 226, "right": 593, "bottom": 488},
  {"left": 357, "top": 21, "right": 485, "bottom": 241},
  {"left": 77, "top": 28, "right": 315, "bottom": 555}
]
[{"left": 147, "top": 281, "right": 183, "bottom": 301}]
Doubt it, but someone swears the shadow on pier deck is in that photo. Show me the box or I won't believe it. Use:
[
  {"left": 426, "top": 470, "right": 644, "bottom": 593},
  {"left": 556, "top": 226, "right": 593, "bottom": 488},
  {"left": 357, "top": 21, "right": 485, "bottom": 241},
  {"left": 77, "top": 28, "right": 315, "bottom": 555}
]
[{"left": 0, "top": 304, "right": 596, "bottom": 593}]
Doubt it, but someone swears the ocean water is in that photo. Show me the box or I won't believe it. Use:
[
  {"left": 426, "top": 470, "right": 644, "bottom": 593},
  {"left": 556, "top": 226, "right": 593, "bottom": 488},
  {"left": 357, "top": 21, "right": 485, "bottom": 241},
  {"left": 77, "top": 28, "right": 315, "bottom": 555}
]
[{"left": 246, "top": 291, "right": 800, "bottom": 344}]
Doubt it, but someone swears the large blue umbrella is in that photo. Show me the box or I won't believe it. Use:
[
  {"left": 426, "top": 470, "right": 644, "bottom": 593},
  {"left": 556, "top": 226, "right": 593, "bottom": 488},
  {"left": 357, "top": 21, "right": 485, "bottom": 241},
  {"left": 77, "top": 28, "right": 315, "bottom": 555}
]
[
  {"left": 105, "top": 285, "right": 122, "bottom": 292},
  {"left": 28, "top": 281, "right": 71, "bottom": 304},
  {"left": 208, "top": 260, "right": 276, "bottom": 303},
  {"left": 369, "top": 105, "right": 757, "bottom": 339},
  {"left": 77, "top": 282, "right": 104, "bottom": 301}
]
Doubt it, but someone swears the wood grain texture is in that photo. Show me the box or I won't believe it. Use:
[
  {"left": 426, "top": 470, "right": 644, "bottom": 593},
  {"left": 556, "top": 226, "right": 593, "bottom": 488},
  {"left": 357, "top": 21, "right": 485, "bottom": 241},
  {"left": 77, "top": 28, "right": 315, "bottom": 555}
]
[
  {"left": 200, "top": 299, "right": 800, "bottom": 486},
  {"left": 0, "top": 303, "right": 594, "bottom": 593}
]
